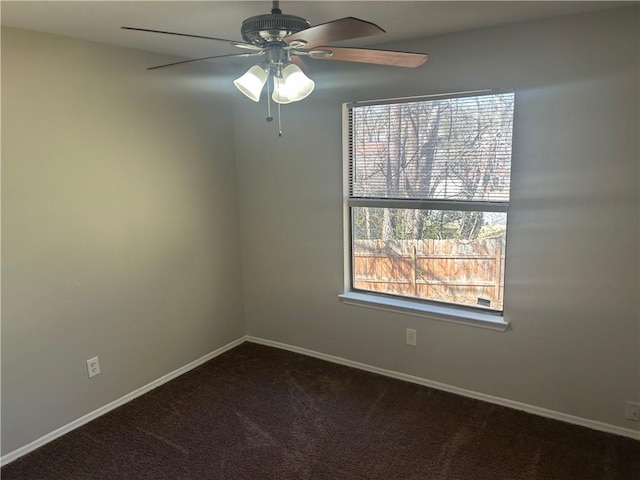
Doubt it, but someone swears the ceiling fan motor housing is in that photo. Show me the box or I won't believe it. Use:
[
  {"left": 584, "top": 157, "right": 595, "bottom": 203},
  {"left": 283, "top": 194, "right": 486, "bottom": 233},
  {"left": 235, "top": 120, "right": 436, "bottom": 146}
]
[{"left": 241, "top": 13, "right": 310, "bottom": 45}]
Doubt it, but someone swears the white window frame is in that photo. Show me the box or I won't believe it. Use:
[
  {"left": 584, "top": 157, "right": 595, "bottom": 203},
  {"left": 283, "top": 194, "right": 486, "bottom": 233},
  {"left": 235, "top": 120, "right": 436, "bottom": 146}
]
[{"left": 338, "top": 90, "right": 512, "bottom": 332}]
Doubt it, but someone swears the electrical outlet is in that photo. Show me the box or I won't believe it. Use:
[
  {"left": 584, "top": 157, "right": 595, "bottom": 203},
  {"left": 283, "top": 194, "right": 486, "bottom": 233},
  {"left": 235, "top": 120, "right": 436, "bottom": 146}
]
[
  {"left": 86, "top": 357, "right": 101, "bottom": 378},
  {"left": 406, "top": 328, "right": 417, "bottom": 346},
  {"left": 625, "top": 401, "right": 640, "bottom": 422}
]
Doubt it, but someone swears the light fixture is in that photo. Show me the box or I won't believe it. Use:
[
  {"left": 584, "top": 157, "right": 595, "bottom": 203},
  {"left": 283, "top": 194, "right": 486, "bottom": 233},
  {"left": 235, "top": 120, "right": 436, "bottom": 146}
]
[
  {"left": 233, "top": 65, "right": 268, "bottom": 102},
  {"left": 231, "top": 42, "right": 316, "bottom": 135},
  {"left": 233, "top": 61, "right": 314, "bottom": 105},
  {"left": 272, "top": 64, "right": 315, "bottom": 104}
]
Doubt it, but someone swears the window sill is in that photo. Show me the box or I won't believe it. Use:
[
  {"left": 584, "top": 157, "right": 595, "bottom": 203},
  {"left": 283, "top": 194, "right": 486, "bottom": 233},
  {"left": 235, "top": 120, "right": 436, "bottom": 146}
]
[{"left": 338, "top": 292, "right": 509, "bottom": 332}]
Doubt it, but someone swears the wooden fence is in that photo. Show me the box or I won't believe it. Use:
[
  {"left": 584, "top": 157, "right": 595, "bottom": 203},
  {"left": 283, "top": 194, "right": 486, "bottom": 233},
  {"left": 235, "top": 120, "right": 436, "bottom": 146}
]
[{"left": 353, "top": 238, "right": 505, "bottom": 310}]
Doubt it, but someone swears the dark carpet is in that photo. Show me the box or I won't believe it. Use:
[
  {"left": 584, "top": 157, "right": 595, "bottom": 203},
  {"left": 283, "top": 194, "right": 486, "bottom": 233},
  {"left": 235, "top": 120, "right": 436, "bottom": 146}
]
[{"left": 2, "top": 342, "right": 639, "bottom": 479}]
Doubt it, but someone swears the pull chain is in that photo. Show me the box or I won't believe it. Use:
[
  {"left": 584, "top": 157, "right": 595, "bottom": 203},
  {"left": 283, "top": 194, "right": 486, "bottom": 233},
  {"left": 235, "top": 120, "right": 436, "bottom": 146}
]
[
  {"left": 274, "top": 75, "right": 283, "bottom": 137},
  {"left": 266, "top": 76, "right": 273, "bottom": 122}
]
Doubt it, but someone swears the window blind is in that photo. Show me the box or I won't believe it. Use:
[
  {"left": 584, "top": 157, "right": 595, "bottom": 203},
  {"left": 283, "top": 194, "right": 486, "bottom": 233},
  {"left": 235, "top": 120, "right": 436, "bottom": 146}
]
[{"left": 348, "top": 92, "right": 515, "bottom": 203}]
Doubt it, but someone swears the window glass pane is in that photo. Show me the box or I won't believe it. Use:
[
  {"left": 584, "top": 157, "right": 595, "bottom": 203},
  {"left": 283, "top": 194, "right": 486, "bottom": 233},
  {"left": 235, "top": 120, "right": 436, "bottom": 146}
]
[
  {"left": 350, "top": 93, "right": 514, "bottom": 202},
  {"left": 352, "top": 207, "right": 507, "bottom": 311}
]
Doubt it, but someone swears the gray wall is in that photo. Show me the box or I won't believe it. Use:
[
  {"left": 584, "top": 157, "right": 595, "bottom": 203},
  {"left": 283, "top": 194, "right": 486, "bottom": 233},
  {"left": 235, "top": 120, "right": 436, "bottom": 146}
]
[
  {"left": 1, "top": 28, "right": 245, "bottom": 454},
  {"left": 235, "top": 6, "right": 639, "bottom": 431}
]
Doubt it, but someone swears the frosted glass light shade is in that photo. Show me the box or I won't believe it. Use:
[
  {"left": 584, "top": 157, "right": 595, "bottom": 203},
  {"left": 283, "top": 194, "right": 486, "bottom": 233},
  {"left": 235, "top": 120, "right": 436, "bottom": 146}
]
[
  {"left": 233, "top": 65, "right": 268, "bottom": 102},
  {"left": 271, "top": 76, "right": 292, "bottom": 105},
  {"left": 272, "top": 64, "right": 315, "bottom": 104}
]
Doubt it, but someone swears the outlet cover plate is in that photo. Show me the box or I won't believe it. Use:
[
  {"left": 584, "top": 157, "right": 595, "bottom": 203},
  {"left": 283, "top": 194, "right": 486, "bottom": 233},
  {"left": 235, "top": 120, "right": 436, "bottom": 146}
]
[
  {"left": 406, "top": 328, "right": 417, "bottom": 346},
  {"left": 86, "top": 357, "right": 101, "bottom": 378},
  {"left": 625, "top": 401, "right": 640, "bottom": 422}
]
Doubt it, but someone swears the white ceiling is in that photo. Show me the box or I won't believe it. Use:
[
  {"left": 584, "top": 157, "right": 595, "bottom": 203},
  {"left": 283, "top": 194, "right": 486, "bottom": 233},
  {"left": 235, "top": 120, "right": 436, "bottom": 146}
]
[{"left": 1, "top": 1, "right": 633, "bottom": 63}]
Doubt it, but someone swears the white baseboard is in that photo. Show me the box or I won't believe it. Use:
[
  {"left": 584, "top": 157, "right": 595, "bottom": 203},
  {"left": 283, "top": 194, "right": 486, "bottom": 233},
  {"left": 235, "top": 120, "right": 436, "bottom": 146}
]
[
  {"left": 4, "top": 334, "right": 637, "bottom": 467},
  {"left": 0, "top": 336, "right": 247, "bottom": 467},
  {"left": 246, "top": 336, "right": 640, "bottom": 441}
]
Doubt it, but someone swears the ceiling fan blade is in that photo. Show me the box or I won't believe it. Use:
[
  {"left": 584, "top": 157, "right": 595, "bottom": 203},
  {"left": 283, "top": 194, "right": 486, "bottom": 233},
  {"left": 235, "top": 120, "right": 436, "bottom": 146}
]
[
  {"left": 121, "top": 27, "right": 258, "bottom": 50},
  {"left": 284, "top": 17, "right": 384, "bottom": 49},
  {"left": 148, "top": 51, "right": 263, "bottom": 71},
  {"left": 309, "top": 47, "right": 428, "bottom": 68}
]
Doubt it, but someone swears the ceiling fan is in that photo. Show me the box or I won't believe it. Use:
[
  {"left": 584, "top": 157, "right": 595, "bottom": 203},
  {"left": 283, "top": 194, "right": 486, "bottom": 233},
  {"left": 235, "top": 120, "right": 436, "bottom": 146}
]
[{"left": 123, "top": 1, "right": 428, "bottom": 133}]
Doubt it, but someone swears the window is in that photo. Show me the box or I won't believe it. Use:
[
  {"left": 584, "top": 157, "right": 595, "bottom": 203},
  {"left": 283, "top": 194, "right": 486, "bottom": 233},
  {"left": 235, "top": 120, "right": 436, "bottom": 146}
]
[{"left": 341, "top": 90, "right": 514, "bottom": 329}]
